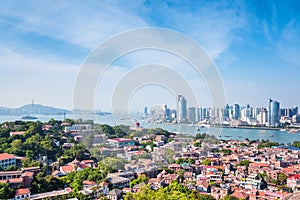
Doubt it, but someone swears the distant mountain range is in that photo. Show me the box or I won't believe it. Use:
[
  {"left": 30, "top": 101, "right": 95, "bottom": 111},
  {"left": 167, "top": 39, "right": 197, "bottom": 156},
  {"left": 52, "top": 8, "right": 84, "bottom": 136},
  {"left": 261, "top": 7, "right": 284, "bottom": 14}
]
[
  {"left": 0, "top": 104, "right": 72, "bottom": 115},
  {"left": 0, "top": 104, "right": 112, "bottom": 116}
]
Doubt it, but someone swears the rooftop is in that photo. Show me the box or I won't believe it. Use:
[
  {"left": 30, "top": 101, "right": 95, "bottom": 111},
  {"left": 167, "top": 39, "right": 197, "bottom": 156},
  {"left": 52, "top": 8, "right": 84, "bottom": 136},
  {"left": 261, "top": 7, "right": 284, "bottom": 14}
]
[
  {"left": 15, "top": 188, "right": 30, "bottom": 195},
  {"left": 0, "top": 153, "right": 16, "bottom": 160}
]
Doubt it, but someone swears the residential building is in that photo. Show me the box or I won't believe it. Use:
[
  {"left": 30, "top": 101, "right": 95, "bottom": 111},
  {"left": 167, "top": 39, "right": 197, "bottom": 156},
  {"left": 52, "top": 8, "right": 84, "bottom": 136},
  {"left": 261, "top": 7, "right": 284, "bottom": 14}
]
[
  {"left": 0, "top": 153, "right": 17, "bottom": 170},
  {"left": 107, "top": 138, "right": 136, "bottom": 148}
]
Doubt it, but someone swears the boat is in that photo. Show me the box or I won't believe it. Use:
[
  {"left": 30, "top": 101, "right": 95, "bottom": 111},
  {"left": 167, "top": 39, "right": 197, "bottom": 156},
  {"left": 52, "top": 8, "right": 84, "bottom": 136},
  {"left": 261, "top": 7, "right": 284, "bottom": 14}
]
[
  {"left": 289, "top": 129, "right": 299, "bottom": 134},
  {"left": 270, "top": 134, "right": 274, "bottom": 137},
  {"left": 21, "top": 115, "right": 38, "bottom": 120},
  {"left": 279, "top": 129, "right": 286, "bottom": 132},
  {"left": 199, "top": 124, "right": 210, "bottom": 128}
]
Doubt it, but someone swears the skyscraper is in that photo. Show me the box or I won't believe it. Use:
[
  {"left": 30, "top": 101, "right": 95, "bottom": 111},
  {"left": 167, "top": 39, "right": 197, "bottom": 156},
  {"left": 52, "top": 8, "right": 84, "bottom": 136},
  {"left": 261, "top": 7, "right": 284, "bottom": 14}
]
[
  {"left": 188, "top": 107, "right": 196, "bottom": 123},
  {"left": 195, "top": 107, "right": 200, "bottom": 122},
  {"left": 223, "top": 104, "right": 230, "bottom": 120},
  {"left": 268, "top": 98, "right": 280, "bottom": 126},
  {"left": 177, "top": 95, "right": 187, "bottom": 123},
  {"left": 257, "top": 107, "right": 268, "bottom": 125},
  {"left": 232, "top": 104, "right": 240, "bottom": 120}
]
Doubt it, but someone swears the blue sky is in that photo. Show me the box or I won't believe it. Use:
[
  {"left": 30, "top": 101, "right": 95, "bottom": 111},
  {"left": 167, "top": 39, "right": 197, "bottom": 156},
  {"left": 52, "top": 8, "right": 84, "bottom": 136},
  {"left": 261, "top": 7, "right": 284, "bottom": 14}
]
[{"left": 0, "top": 0, "right": 299, "bottom": 111}]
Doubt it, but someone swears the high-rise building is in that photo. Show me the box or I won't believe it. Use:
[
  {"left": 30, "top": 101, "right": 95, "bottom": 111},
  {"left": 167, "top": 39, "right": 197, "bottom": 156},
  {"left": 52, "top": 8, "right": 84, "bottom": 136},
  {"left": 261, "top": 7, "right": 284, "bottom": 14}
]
[
  {"left": 223, "top": 104, "right": 230, "bottom": 120},
  {"left": 268, "top": 98, "right": 280, "bottom": 126},
  {"left": 195, "top": 107, "right": 200, "bottom": 122},
  {"left": 232, "top": 104, "right": 240, "bottom": 120},
  {"left": 188, "top": 107, "right": 196, "bottom": 123},
  {"left": 201, "top": 107, "right": 207, "bottom": 121},
  {"left": 257, "top": 107, "right": 268, "bottom": 125},
  {"left": 144, "top": 107, "right": 148, "bottom": 116},
  {"left": 290, "top": 106, "right": 299, "bottom": 118},
  {"left": 241, "top": 107, "right": 251, "bottom": 122},
  {"left": 177, "top": 95, "right": 187, "bottom": 123}
]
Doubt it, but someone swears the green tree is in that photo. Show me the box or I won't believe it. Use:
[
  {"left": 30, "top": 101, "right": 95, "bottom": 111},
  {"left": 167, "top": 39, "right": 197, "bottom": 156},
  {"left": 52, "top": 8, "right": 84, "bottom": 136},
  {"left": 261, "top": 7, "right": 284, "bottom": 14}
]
[
  {"left": 71, "top": 178, "right": 83, "bottom": 192},
  {"left": 202, "top": 158, "right": 211, "bottom": 166},
  {"left": 277, "top": 173, "right": 288, "bottom": 185},
  {"left": 221, "top": 194, "right": 239, "bottom": 200},
  {"left": 99, "top": 157, "right": 126, "bottom": 172},
  {"left": 10, "top": 139, "right": 24, "bottom": 155},
  {"left": 291, "top": 141, "right": 300, "bottom": 148},
  {"left": 194, "top": 142, "right": 201, "bottom": 147},
  {"left": 0, "top": 183, "right": 15, "bottom": 199},
  {"left": 130, "top": 175, "right": 148, "bottom": 188},
  {"left": 236, "top": 160, "right": 251, "bottom": 167}
]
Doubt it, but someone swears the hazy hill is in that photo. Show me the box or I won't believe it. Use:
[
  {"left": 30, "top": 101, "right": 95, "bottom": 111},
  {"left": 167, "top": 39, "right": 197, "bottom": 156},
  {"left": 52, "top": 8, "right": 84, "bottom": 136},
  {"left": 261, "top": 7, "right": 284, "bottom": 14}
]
[{"left": 0, "top": 104, "right": 71, "bottom": 115}]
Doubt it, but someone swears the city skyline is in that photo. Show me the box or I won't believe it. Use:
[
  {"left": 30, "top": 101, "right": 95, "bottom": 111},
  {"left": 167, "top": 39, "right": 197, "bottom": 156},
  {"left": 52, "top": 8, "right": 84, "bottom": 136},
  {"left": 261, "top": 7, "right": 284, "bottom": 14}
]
[
  {"left": 144, "top": 95, "right": 300, "bottom": 127},
  {"left": 0, "top": 1, "right": 299, "bottom": 111}
]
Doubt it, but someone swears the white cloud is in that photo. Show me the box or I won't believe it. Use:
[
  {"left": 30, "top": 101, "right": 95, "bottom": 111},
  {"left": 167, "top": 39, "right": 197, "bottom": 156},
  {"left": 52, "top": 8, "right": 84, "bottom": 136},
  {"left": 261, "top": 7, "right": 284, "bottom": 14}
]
[
  {"left": 151, "top": 1, "right": 248, "bottom": 60},
  {"left": 0, "top": 48, "right": 78, "bottom": 73},
  {"left": 0, "top": 0, "right": 148, "bottom": 48},
  {"left": 277, "top": 20, "right": 300, "bottom": 66}
]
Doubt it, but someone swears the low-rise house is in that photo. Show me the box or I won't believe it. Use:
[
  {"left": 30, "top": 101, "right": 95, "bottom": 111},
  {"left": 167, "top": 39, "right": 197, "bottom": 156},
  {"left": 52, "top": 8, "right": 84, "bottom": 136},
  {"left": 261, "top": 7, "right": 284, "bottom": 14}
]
[
  {"left": 30, "top": 188, "right": 72, "bottom": 200},
  {"left": 108, "top": 171, "right": 135, "bottom": 180},
  {"left": 287, "top": 174, "right": 300, "bottom": 191},
  {"left": 62, "top": 143, "right": 74, "bottom": 150},
  {"left": 132, "top": 182, "right": 145, "bottom": 193},
  {"left": 106, "top": 188, "right": 123, "bottom": 200},
  {"left": 108, "top": 176, "right": 130, "bottom": 189},
  {"left": 0, "top": 170, "right": 22, "bottom": 180},
  {"left": 162, "top": 174, "right": 179, "bottom": 185},
  {"left": 107, "top": 138, "right": 136, "bottom": 148},
  {"left": 196, "top": 180, "right": 210, "bottom": 193},
  {"left": 184, "top": 172, "right": 193, "bottom": 182},
  {"left": 148, "top": 178, "right": 162, "bottom": 190},
  {"left": 231, "top": 190, "right": 249, "bottom": 200},
  {"left": 8, "top": 177, "right": 23, "bottom": 189},
  {"left": 9, "top": 131, "right": 26, "bottom": 137},
  {"left": 83, "top": 180, "right": 97, "bottom": 189},
  {"left": 12, "top": 188, "right": 30, "bottom": 200},
  {"left": 168, "top": 163, "right": 181, "bottom": 172}
]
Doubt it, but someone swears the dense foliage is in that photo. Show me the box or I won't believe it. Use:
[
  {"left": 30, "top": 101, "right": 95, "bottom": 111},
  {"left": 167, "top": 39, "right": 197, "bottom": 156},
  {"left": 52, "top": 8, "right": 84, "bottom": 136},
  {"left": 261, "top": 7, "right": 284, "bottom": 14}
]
[{"left": 124, "top": 181, "right": 215, "bottom": 200}]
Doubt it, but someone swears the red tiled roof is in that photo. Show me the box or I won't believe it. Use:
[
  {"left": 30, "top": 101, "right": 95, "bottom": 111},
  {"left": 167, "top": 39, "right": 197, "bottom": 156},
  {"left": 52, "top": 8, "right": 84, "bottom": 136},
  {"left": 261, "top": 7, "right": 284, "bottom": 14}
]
[
  {"left": 65, "top": 187, "right": 72, "bottom": 193},
  {"left": 61, "top": 122, "right": 70, "bottom": 126},
  {"left": 22, "top": 171, "right": 34, "bottom": 177},
  {"left": 9, "top": 178, "right": 23, "bottom": 183},
  {"left": 81, "top": 160, "right": 94, "bottom": 164},
  {"left": 15, "top": 188, "right": 30, "bottom": 196},
  {"left": 231, "top": 191, "right": 249, "bottom": 199},
  {"left": 61, "top": 165, "right": 75, "bottom": 173},
  {"left": 83, "top": 180, "right": 96, "bottom": 185},
  {"left": 250, "top": 162, "right": 269, "bottom": 167},
  {"left": 10, "top": 131, "right": 26, "bottom": 135},
  {"left": 289, "top": 174, "right": 300, "bottom": 179},
  {"left": 0, "top": 153, "right": 16, "bottom": 160},
  {"left": 168, "top": 163, "right": 181, "bottom": 168},
  {"left": 79, "top": 164, "right": 89, "bottom": 169}
]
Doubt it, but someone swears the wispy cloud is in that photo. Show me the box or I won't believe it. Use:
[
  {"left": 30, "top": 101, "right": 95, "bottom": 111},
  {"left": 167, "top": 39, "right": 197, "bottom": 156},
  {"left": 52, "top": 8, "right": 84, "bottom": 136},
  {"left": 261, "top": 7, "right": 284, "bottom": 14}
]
[
  {"left": 0, "top": 0, "right": 148, "bottom": 48},
  {"left": 141, "top": 1, "right": 248, "bottom": 60},
  {"left": 0, "top": 48, "right": 78, "bottom": 73},
  {"left": 277, "top": 20, "right": 300, "bottom": 65}
]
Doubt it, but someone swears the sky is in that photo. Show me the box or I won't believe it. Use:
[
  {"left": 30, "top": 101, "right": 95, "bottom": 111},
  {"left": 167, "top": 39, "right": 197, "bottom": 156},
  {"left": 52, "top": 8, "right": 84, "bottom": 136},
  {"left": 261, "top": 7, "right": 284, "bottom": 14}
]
[{"left": 0, "top": 0, "right": 300, "bottom": 112}]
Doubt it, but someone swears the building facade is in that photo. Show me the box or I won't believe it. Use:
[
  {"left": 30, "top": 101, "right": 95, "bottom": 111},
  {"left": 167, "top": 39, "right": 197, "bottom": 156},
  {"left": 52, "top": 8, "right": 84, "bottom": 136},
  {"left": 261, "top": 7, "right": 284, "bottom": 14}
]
[{"left": 269, "top": 98, "right": 280, "bottom": 126}]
